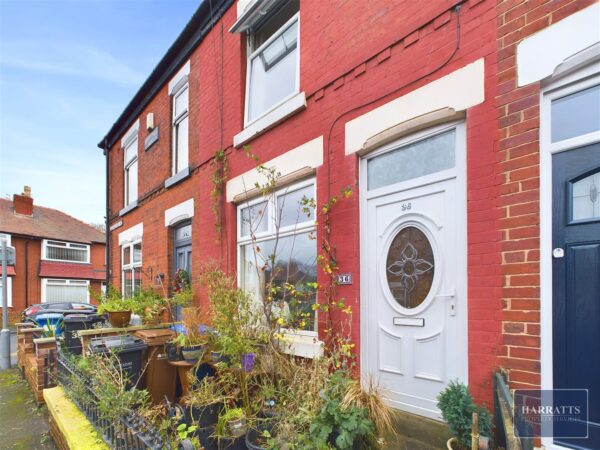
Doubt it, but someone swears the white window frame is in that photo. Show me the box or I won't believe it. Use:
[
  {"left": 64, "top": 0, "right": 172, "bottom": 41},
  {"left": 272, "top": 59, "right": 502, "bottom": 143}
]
[
  {"left": 124, "top": 135, "right": 139, "bottom": 207},
  {"left": 42, "top": 239, "right": 90, "bottom": 264},
  {"left": 244, "top": 12, "right": 300, "bottom": 127},
  {"left": 121, "top": 239, "right": 142, "bottom": 297},
  {"left": 539, "top": 60, "right": 600, "bottom": 450},
  {"left": 41, "top": 278, "right": 90, "bottom": 304},
  {"left": 171, "top": 83, "right": 189, "bottom": 175},
  {"left": 237, "top": 177, "right": 316, "bottom": 243},
  {"left": 237, "top": 178, "right": 318, "bottom": 338},
  {"left": 541, "top": 65, "right": 600, "bottom": 154}
]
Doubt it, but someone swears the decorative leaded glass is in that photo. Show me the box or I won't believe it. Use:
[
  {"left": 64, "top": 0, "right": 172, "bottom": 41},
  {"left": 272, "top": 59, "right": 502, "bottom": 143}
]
[
  {"left": 572, "top": 170, "right": 600, "bottom": 221},
  {"left": 386, "top": 226, "right": 434, "bottom": 309}
]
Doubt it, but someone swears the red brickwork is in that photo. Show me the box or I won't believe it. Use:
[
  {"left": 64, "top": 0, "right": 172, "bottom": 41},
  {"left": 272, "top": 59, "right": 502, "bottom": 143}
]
[
  {"left": 105, "top": 0, "right": 595, "bottom": 409},
  {"left": 495, "top": 0, "right": 597, "bottom": 391}
]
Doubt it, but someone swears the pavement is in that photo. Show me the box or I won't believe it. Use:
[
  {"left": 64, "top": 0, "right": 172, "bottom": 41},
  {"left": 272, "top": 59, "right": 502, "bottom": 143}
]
[
  {"left": 0, "top": 368, "right": 56, "bottom": 449},
  {"left": 0, "top": 328, "right": 56, "bottom": 449}
]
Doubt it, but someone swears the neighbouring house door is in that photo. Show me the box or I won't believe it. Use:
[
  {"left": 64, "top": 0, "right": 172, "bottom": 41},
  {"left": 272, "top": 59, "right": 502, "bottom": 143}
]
[
  {"left": 173, "top": 221, "right": 192, "bottom": 320},
  {"left": 361, "top": 124, "right": 467, "bottom": 420},
  {"left": 552, "top": 143, "right": 600, "bottom": 449}
]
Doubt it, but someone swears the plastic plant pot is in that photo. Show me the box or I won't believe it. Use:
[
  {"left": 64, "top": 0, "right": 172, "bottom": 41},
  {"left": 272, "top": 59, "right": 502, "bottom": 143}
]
[
  {"left": 188, "top": 402, "right": 224, "bottom": 427},
  {"left": 227, "top": 416, "right": 247, "bottom": 438},
  {"left": 181, "top": 344, "right": 205, "bottom": 362}
]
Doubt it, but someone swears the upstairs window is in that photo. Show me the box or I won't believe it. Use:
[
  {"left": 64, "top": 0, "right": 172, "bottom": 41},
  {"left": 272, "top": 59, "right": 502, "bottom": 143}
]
[
  {"left": 43, "top": 240, "right": 90, "bottom": 263},
  {"left": 172, "top": 83, "right": 189, "bottom": 175},
  {"left": 124, "top": 135, "right": 138, "bottom": 206},
  {"left": 246, "top": 0, "right": 299, "bottom": 124}
]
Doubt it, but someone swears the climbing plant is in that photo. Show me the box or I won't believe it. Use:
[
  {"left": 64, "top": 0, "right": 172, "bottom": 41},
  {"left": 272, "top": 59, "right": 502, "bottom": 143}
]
[
  {"left": 210, "top": 148, "right": 229, "bottom": 239},
  {"left": 240, "top": 145, "right": 355, "bottom": 364}
]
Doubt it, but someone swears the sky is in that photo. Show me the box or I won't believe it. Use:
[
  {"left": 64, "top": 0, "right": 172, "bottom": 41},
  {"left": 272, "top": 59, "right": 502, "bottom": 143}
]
[{"left": 0, "top": 0, "right": 201, "bottom": 225}]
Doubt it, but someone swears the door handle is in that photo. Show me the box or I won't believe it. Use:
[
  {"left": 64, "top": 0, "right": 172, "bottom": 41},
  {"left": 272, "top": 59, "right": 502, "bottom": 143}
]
[{"left": 436, "top": 290, "right": 456, "bottom": 316}]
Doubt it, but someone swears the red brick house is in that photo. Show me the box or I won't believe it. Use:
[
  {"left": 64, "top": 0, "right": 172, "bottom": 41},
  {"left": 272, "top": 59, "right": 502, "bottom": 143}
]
[
  {"left": 0, "top": 187, "right": 106, "bottom": 323},
  {"left": 99, "top": 1, "right": 599, "bottom": 447}
]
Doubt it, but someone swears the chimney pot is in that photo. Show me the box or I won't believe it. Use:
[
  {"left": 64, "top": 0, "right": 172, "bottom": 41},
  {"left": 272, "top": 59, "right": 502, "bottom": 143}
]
[{"left": 23, "top": 186, "right": 32, "bottom": 197}]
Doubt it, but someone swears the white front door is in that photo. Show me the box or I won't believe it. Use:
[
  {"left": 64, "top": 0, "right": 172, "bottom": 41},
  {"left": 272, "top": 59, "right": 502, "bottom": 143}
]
[{"left": 361, "top": 123, "right": 468, "bottom": 420}]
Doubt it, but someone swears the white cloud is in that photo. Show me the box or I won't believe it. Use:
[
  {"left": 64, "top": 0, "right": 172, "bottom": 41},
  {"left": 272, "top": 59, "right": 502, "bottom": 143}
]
[{"left": 1, "top": 41, "right": 144, "bottom": 86}]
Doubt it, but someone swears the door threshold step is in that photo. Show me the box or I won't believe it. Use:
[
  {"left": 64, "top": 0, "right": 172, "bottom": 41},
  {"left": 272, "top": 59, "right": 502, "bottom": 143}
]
[{"left": 384, "top": 409, "right": 451, "bottom": 449}]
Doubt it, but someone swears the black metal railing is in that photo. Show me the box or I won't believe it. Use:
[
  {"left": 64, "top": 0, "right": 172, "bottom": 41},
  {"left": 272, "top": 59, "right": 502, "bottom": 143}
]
[
  {"left": 493, "top": 371, "right": 534, "bottom": 450},
  {"left": 54, "top": 350, "right": 171, "bottom": 450}
]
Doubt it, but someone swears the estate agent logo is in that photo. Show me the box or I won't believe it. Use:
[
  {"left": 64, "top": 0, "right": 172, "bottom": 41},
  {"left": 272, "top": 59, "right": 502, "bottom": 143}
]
[{"left": 514, "top": 389, "right": 588, "bottom": 439}]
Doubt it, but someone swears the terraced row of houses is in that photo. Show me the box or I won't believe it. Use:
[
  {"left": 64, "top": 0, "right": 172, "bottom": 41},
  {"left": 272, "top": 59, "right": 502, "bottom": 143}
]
[{"left": 97, "top": 1, "right": 600, "bottom": 448}]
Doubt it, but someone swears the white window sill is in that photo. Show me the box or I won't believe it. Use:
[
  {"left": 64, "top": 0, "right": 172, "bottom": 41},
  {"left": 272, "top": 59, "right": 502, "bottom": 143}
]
[
  {"left": 234, "top": 92, "right": 306, "bottom": 147},
  {"left": 164, "top": 166, "right": 190, "bottom": 189},
  {"left": 119, "top": 200, "right": 138, "bottom": 217},
  {"left": 276, "top": 331, "right": 324, "bottom": 359}
]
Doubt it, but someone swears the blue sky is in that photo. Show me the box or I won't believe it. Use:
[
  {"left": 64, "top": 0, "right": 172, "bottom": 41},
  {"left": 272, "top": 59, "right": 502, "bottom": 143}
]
[{"left": 0, "top": 0, "right": 201, "bottom": 225}]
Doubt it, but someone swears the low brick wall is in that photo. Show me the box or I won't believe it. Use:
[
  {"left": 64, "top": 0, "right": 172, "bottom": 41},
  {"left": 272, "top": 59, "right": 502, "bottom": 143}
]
[
  {"left": 44, "top": 386, "right": 109, "bottom": 450},
  {"left": 17, "top": 324, "right": 58, "bottom": 404}
]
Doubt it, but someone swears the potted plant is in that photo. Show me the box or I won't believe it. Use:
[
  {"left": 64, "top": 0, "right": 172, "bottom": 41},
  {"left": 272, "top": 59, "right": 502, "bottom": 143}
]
[
  {"left": 172, "top": 306, "right": 210, "bottom": 362},
  {"left": 173, "top": 332, "right": 207, "bottom": 362},
  {"left": 216, "top": 407, "right": 247, "bottom": 439},
  {"left": 437, "top": 380, "right": 492, "bottom": 450},
  {"left": 184, "top": 376, "right": 231, "bottom": 428},
  {"left": 98, "top": 297, "right": 136, "bottom": 328},
  {"left": 132, "top": 288, "right": 167, "bottom": 325}
]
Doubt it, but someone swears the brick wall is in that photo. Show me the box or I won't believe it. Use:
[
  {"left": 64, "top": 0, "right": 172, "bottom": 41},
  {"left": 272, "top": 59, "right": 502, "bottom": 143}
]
[
  {"left": 107, "top": 0, "right": 600, "bottom": 409},
  {"left": 2, "top": 235, "right": 105, "bottom": 323},
  {"left": 496, "top": 0, "right": 597, "bottom": 390}
]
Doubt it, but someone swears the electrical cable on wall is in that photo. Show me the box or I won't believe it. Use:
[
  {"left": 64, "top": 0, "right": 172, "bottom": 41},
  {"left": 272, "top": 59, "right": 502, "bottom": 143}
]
[{"left": 324, "top": 4, "right": 463, "bottom": 200}]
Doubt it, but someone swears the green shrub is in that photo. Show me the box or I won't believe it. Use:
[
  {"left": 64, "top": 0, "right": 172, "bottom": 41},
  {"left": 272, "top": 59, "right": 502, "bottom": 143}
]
[
  {"left": 436, "top": 380, "right": 492, "bottom": 448},
  {"left": 308, "top": 371, "right": 375, "bottom": 449}
]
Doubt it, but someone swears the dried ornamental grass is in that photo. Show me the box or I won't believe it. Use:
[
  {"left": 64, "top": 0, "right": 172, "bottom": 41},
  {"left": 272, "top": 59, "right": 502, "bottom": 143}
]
[{"left": 341, "top": 375, "right": 395, "bottom": 438}]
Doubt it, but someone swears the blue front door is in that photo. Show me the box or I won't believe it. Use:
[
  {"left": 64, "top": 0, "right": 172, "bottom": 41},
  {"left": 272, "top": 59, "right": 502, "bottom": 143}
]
[
  {"left": 552, "top": 143, "right": 600, "bottom": 449},
  {"left": 173, "top": 221, "right": 192, "bottom": 321}
]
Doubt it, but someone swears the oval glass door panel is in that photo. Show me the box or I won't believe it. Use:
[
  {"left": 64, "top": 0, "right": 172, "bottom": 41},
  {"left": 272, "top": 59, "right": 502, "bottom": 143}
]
[{"left": 386, "top": 226, "right": 434, "bottom": 309}]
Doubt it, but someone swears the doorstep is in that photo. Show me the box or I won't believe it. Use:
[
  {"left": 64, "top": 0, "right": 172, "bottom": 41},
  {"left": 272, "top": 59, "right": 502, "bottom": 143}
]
[
  {"left": 385, "top": 409, "right": 452, "bottom": 449},
  {"left": 43, "top": 386, "right": 108, "bottom": 450}
]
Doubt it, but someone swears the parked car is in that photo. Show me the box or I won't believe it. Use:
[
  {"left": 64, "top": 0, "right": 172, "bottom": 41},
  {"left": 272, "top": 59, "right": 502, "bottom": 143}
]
[{"left": 22, "top": 302, "right": 98, "bottom": 323}]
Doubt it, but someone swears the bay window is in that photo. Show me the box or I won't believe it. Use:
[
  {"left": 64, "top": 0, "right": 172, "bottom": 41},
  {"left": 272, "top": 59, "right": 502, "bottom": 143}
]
[
  {"left": 245, "top": 0, "right": 299, "bottom": 124},
  {"left": 122, "top": 240, "right": 142, "bottom": 297},
  {"left": 124, "top": 135, "right": 138, "bottom": 207},
  {"left": 238, "top": 179, "right": 317, "bottom": 333},
  {"left": 172, "top": 83, "right": 189, "bottom": 175},
  {"left": 42, "top": 279, "right": 89, "bottom": 303},
  {"left": 43, "top": 240, "right": 90, "bottom": 263}
]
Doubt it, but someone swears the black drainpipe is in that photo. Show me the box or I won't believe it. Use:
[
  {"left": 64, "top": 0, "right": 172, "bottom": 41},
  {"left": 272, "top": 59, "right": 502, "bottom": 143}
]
[{"left": 103, "top": 138, "right": 110, "bottom": 286}]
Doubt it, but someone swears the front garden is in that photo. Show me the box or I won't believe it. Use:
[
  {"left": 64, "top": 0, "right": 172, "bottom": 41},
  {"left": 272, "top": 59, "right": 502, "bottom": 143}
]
[
  {"left": 19, "top": 155, "right": 500, "bottom": 450},
  {"left": 47, "top": 265, "right": 392, "bottom": 450}
]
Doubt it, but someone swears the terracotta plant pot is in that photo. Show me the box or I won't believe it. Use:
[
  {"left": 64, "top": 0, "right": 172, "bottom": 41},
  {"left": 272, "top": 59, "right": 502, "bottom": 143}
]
[{"left": 107, "top": 310, "right": 132, "bottom": 328}]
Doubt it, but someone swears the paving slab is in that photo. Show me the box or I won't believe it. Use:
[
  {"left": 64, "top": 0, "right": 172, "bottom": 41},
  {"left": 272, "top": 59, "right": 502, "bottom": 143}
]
[{"left": 0, "top": 368, "right": 56, "bottom": 449}]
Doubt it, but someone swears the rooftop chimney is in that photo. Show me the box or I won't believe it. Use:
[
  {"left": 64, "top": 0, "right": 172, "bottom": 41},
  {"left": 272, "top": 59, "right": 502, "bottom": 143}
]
[{"left": 13, "top": 186, "right": 33, "bottom": 216}]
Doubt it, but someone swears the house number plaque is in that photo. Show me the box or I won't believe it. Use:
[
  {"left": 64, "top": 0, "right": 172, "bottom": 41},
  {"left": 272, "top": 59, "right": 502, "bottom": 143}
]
[{"left": 335, "top": 273, "right": 353, "bottom": 285}]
